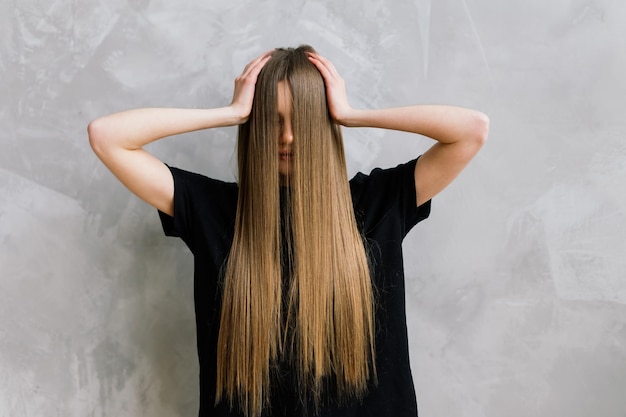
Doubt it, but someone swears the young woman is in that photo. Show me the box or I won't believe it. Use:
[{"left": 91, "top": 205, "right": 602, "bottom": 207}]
[{"left": 88, "top": 45, "right": 489, "bottom": 417}]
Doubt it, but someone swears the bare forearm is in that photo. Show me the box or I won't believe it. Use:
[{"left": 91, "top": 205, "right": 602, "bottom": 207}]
[
  {"left": 340, "top": 105, "right": 489, "bottom": 145},
  {"left": 88, "top": 106, "right": 243, "bottom": 152}
]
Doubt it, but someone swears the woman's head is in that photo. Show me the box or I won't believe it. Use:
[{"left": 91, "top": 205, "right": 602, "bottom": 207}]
[
  {"left": 239, "top": 45, "right": 343, "bottom": 180},
  {"left": 220, "top": 46, "right": 374, "bottom": 417}
]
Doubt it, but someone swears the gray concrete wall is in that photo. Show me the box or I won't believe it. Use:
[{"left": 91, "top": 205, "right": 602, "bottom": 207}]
[{"left": 2, "top": 0, "right": 625, "bottom": 415}]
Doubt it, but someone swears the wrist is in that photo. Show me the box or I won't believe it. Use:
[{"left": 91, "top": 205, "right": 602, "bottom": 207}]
[
  {"left": 226, "top": 104, "right": 251, "bottom": 125},
  {"left": 214, "top": 106, "right": 247, "bottom": 126},
  {"left": 336, "top": 108, "right": 365, "bottom": 128}
]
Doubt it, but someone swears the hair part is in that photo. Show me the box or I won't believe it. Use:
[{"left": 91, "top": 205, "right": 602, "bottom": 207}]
[{"left": 216, "top": 45, "right": 376, "bottom": 417}]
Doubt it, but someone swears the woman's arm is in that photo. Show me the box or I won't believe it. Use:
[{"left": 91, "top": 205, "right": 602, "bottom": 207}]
[
  {"left": 307, "top": 53, "right": 489, "bottom": 207},
  {"left": 88, "top": 51, "right": 272, "bottom": 216},
  {"left": 340, "top": 105, "right": 489, "bottom": 206},
  {"left": 88, "top": 107, "right": 243, "bottom": 216}
]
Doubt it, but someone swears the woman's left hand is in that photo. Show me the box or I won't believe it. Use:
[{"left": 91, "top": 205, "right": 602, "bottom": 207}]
[{"left": 307, "top": 52, "right": 354, "bottom": 125}]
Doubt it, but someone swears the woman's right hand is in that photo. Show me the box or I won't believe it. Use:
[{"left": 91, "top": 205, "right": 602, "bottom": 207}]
[
  {"left": 230, "top": 50, "right": 273, "bottom": 123},
  {"left": 88, "top": 50, "right": 273, "bottom": 216}
]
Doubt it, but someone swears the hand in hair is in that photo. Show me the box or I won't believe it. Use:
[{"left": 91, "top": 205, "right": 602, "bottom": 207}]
[
  {"left": 306, "top": 52, "right": 353, "bottom": 126},
  {"left": 307, "top": 50, "right": 489, "bottom": 207},
  {"left": 87, "top": 50, "right": 272, "bottom": 217},
  {"left": 230, "top": 50, "right": 273, "bottom": 123}
]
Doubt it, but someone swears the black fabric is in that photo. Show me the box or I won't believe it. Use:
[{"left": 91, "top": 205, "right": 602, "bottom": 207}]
[{"left": 158, "top": 158, "right": 431, "bottom": 417}]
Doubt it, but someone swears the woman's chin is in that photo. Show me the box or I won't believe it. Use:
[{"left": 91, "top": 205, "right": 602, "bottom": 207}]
[
  {"left": 279, "top": 170, "right": 292, "bottom": 185},
  {"left": 279, "top": 161, "right": 292, "bottom": 177}
]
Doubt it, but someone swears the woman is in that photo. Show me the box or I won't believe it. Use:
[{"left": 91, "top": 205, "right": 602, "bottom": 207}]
[{"left": 88, "top": 45, "right": 489, "bottom": 417}]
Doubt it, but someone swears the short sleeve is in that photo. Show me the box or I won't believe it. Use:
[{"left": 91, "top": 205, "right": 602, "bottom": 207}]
[
  {"left": 350, "top": 158, "right": 431, "bottom": 239},
  {"left": 157, "top": 166, "right": 238, "bottom": 253}
]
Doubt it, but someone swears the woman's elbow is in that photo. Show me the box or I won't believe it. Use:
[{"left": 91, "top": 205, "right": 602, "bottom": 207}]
[
  {"left": 476, "top": 112, "right": 489, "bottom": 145},
  {"left": 472, "top": 111, "right": 490, "bottom": 146},
  {"left": 87, "top": 117, "right": 109, "bottom": 156}
]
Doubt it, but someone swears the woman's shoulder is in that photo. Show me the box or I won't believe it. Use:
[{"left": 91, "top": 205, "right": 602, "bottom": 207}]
[
  {"left": 168, "top": 166, "right": 238, "bottom": 193},
  {"left": 349, "top": 159, "right": 418, "bottom": 195},
  {"left": 349, "top": 158, "right": 428, "bottom": 237}
]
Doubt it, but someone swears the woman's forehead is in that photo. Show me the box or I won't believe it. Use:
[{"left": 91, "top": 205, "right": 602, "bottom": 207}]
[{"left": 276, "top": 81, "right": 292, "bottom": 115}]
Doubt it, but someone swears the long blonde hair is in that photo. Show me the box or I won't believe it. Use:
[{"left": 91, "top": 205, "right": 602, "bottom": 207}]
[{"left": 216, "top": 46, "right": 376, "bottom": 417}]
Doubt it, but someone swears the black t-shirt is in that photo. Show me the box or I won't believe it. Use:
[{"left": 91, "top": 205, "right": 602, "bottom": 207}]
[{"left": 159, "top": 158, "right": 431, "bottom": 417}]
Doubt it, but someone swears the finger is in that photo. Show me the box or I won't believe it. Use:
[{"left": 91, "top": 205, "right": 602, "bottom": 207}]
[
  {"left": 241, "top": 50, "right": 273, "bottom": 77},
  {"left": 245, "top": 50, "right": 272, "bottom": 70},
  {"left": 307, "top": 52, "right": 339, "bottom": 78},
  {"left": 246, "top": 53, "right": 272, "bottom": 79},
  {"left": 307, "top": 54, "right": 334, "bottom": 82}
]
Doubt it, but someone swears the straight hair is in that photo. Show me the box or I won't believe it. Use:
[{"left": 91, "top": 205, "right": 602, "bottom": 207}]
[{"left": 216, "top": 46, "right": 376, "bottom": 417}]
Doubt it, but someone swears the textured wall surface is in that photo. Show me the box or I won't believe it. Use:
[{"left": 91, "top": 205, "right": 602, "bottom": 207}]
[{"left": 2, "top": 0, "right": 625, "bottom": 416}]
